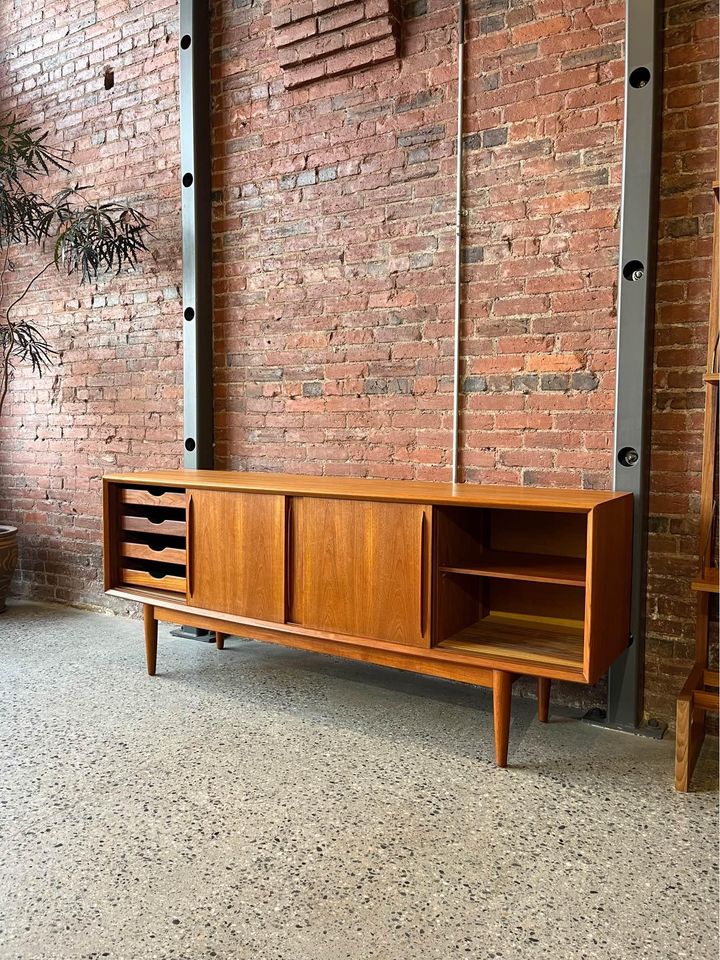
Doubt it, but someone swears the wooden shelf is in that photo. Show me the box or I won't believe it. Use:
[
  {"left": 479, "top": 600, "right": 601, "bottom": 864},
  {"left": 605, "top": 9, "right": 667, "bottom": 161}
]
[
  {"left": 438, "top": 613, "right": 584, "bottom": 669},
  {"left": 440, "top": 550, "right": 585, "bottom": 587},
  {"left": 691, "top": 568, "right": 719, "bottom": 593},
  {"left": 703, "top": 372, "right": 720, "bottom": 384}
]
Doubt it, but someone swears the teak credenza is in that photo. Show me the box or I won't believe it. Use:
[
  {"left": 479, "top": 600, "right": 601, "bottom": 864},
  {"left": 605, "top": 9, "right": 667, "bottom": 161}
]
[{"left": 103, "top": 471, "right": 633, "bottom": 766}]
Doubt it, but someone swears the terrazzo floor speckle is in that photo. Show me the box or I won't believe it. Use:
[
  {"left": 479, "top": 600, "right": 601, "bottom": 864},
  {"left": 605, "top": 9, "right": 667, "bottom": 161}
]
[{"left": 0, "top": 601, "right": 717, "bottom": 960}]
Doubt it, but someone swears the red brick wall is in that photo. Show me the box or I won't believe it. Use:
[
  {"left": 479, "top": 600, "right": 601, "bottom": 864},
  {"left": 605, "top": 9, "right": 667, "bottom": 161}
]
[
  {"left": 0, "top": 0, "right": 184, "bottom": 613},
  {"left": 212, "top": 0, "right": 625, "bottom": 487},
  {"left": 644, "top": 0, "right": 718, "bottom": 725},
  {"left": 0, "top": 0, "right": 715, "bottom": 725}
]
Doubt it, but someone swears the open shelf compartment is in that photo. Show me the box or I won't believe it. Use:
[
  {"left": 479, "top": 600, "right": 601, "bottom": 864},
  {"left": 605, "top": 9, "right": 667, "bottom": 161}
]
[
  {"left": 433, "top": 506, "right": 588, "bottom": 675},
  {"left": 439, "top": 612, "right": 584, "bottom": 670}
]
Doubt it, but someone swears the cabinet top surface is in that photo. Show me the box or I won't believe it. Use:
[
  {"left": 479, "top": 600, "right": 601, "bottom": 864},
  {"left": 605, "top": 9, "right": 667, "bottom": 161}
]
[{"left": 104, "top": 470, "right": 631, "bottom": 511}]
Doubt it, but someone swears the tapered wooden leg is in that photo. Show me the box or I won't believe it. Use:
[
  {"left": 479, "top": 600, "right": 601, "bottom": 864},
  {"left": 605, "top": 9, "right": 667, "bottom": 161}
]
[
  {"left": 537, "top": 676, "right": 550, "bottom": 723},
  {"left": 143, "top": 604, "right": 157, "bottom": 677},
  {"left": 675, "top": 695, "right": 692, "bottom": 792},
  {"left": 492, "top": 669, "right": 513, "bottom": 768},
  {"left": 216, "top": 632, "right": 226, "bottom": 650},
  {"left": 675, "top": 696, "right": 706, "bottom": 792}
]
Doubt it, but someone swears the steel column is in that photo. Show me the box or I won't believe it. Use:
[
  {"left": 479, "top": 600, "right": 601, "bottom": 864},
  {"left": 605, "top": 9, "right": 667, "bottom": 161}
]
[
  {"left": 606, "top": 0, "right": 662, "bottom": 729},
  {"left": 179, "top": 0, "right": 213, "bottom": 470},
  {"left": 451, "top": 0, "right": 465, "bottom": 485},
  {"left": 174, "top": 0, "right": 214, "bottom": 641}
]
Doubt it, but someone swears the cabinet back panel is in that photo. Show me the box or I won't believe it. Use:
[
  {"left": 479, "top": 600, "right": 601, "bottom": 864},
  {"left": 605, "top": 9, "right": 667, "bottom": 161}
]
[
  {"left": 489, "top": 510, "right": 587, "bottom": 558},
  {"left": 435, "top": 507, "right": 487, "bottom": 565},
  {"left": 488, "top": 579, "right": 585, "bottom": 623}
]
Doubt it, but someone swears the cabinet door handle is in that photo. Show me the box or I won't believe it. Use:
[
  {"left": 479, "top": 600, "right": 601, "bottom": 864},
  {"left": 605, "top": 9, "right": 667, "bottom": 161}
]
[
  {"left": 419, "top": 510, "right": 426, "bottom": 638},
  {"left": 186, "top": 492, "right": 194, "bottom": 599},
  {"left": 285, "top": 498, "right": 292, "bottom": 623}
]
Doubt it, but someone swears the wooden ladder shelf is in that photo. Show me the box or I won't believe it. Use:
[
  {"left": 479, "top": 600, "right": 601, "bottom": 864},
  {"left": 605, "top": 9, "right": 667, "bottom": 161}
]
[{"left": 675, "top": 177, "right": 720, "bottom": 791}]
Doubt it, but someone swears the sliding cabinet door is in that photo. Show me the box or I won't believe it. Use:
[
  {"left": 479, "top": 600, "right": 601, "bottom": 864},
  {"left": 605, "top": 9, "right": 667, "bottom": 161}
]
[
  {"left": 289, "top": 497, "right": 431, "bottom": 647},
  {"left": 188, "top": 490, "right": 285, "bottom": 622}
]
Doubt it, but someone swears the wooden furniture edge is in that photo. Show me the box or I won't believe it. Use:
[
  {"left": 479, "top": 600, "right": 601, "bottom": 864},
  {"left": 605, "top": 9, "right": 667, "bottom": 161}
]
[
  {"left": 583, "top": 496, "right": 633, "bottom": 683},
  {"left": 102, "top": 478, "right": 118, "bottom": 592},
  {"left": 675, "top": 662, "right": 708, "bottom": 792},
  {"left": 148, "top": 603, "right": 495, "bottom": 688},
  {"left": 107, "top": 587, "right": 586, "bottom": 683},
  {"left": 102, "top": 470, "right": 631, "bottom": 512},
  {"left": 691, "top": 573, "right": 720, "bottom": 594},
  {"left": 694, "top": 689, "right": 720, "bottom": 711}
]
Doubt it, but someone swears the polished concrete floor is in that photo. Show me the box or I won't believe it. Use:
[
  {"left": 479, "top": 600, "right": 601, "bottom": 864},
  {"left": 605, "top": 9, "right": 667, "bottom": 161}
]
[{"left": 0, "top": 601, "right": 717, "bottom": 960}]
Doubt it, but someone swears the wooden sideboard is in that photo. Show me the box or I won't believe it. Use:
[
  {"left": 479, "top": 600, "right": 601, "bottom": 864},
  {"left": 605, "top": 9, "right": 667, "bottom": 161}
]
[{"left": 103, "top": 470, "right": 633, "bottom": 767}]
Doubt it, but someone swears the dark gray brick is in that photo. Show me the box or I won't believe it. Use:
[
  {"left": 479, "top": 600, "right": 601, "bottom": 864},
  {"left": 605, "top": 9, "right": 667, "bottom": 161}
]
[
  {"left": 403, "top": 0, "right": 427, "bottom": 18},
  {"left": 480, "top": 14, "right": 505, "bottom": 33},
  {"left": 397, "top": 125, "right": 445, "bottom": 148},
  {"left": 463, "top": 133, "right": 483, "bottom": 151},
  {"left": 571, "top": 371, "right": 599, "bottom": 392},
  {"left": 408, "top": 146, "right": 430, "bottom": 164},
  {"left": 512, "top": 374, "right": 539, "bottom": 393},
  {"left": 541, "top": 373, "right": 570, "bottom": 391},
  {"left": 483, "top": 127, "right": 508, "bottom": 148},
  {"left": 462, "top": 246, "right": 484, "bottom": 264},
  {"left": 463, "top": 375, "right": 487, "bottom": 393},
  {"left": 396, "top": 90, "right": 438, "bottom": 113}
]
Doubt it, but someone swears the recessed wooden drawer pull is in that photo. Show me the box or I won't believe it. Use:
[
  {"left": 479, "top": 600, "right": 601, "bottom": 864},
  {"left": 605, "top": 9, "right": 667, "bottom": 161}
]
[
  {"left": 120, "top": 515, "right": 186, "bottom": 538},
  {"left": 187, "top": 492, "right": 194, "bottom": 598},
  {"left": 419, "top": 511, "right": 425, "bottom": 637},
  {"left": 119, "top": 487, "right": 186, "bottom": 509}
]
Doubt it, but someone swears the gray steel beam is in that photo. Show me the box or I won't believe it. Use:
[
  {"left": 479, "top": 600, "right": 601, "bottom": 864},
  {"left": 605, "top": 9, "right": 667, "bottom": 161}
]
[
  {"left": 174, "top": 0, "right": 213, "bottom": 640},
  {"left": 179, "top": 0, "right": 213, "bottom": 470},
  {"left": 607, "top": 0, "right": 662, "bottom": 729}
]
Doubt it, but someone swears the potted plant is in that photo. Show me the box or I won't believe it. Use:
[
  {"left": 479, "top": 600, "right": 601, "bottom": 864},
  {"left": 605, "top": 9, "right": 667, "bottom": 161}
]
[{"left": 0, "top": 114, "right": 151, "bottom": 611}]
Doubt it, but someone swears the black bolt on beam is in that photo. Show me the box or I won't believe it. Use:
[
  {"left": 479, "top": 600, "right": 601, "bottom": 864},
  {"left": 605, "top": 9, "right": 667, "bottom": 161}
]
[{"left": 605, "top": 0, "right": 662, "bottom": 730}]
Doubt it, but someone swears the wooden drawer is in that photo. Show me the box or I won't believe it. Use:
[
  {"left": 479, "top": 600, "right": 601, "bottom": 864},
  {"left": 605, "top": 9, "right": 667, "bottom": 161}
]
[
  {"left": 121, "top": 567, "right": 187, "bottom": 593},
  {"left": 119, "top": 487, "right": 186, "bottom": 509},
  {"left": 120, "top": 541, "right": 186, "bottom": 566},
  {"left": 120, "top": 514, "right": 186, "bottom": 538}
]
